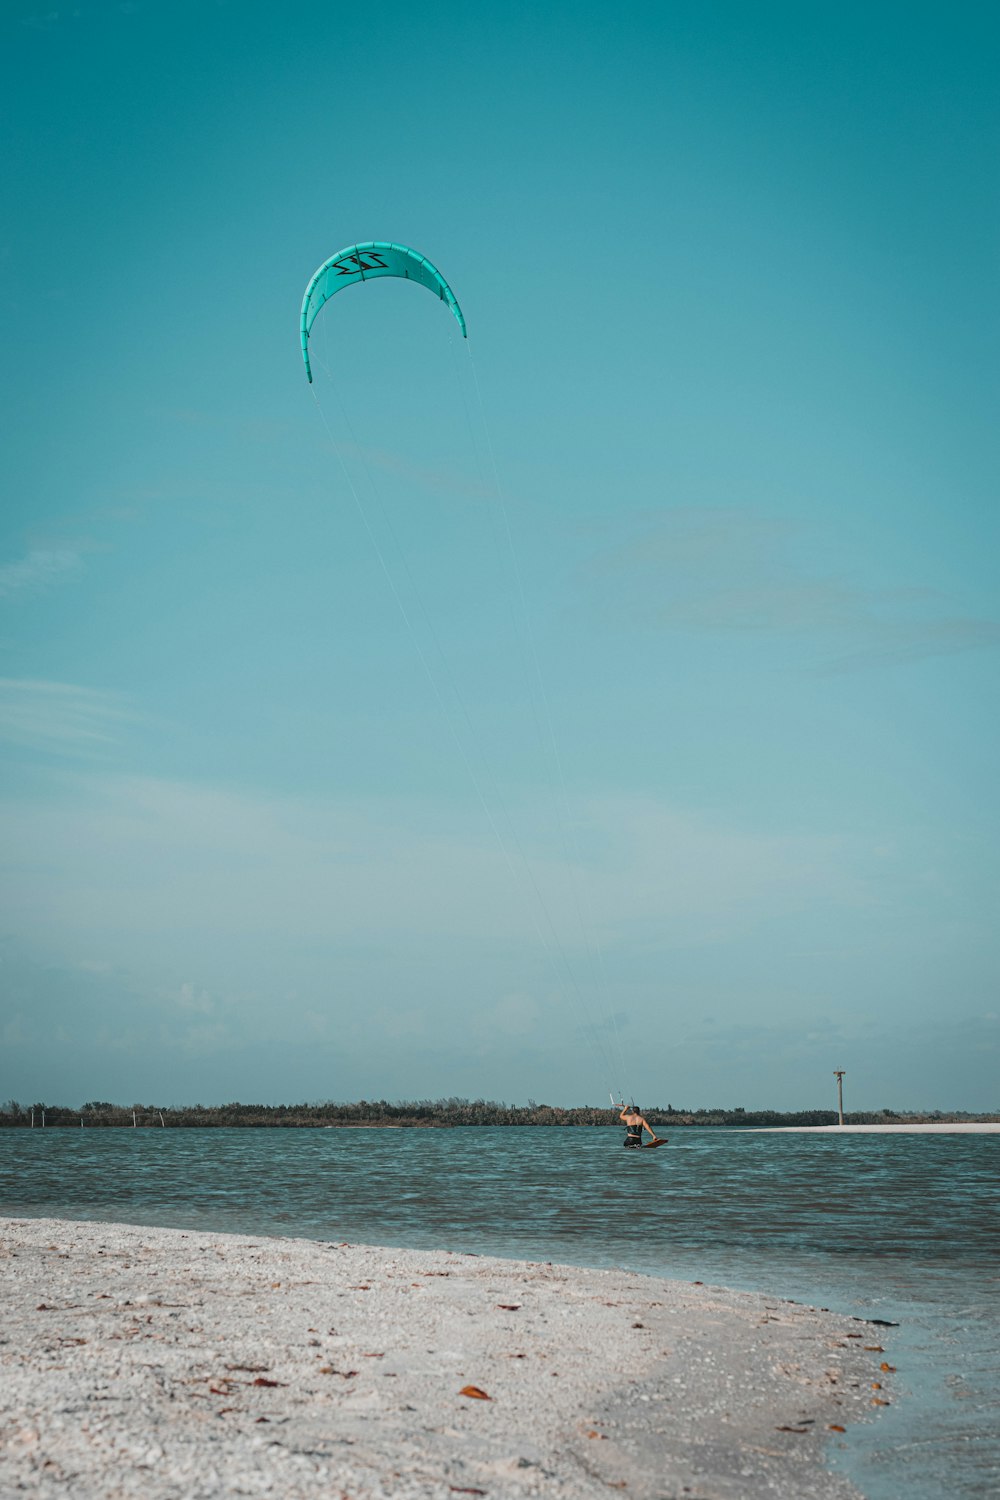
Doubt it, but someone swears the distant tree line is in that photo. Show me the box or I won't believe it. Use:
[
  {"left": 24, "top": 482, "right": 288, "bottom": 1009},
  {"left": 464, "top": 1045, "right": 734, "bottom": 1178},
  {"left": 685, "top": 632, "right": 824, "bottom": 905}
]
[{"left": 1, "top": 1097, "right": 995, "bottom": 1128}]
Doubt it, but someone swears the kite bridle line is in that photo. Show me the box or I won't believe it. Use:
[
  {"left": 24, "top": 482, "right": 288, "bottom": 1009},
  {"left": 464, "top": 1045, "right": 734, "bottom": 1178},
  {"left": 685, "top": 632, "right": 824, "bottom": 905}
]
[{"left": 462, "top": 333, "right": 634, "bottom": 1105}]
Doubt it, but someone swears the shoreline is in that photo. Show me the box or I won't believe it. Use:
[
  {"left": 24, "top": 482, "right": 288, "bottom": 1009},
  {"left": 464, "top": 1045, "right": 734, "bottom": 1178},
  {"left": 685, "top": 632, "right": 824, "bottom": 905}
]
[
  {"left": 0, "top": 1216, "right": 893, "bottom": 1499},
  {"left": 745, "top": 1122, "right": 1000, "bottom": 1133},
  {"left": 5, "top": 1119, "right": 996, "bottom": 1133}
]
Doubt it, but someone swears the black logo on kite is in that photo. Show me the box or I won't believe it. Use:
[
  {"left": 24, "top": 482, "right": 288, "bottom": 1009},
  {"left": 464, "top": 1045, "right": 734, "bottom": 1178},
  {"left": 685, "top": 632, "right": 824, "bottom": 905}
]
[{"left": 332, "top": 250, "right": 389, "bottom": 276}]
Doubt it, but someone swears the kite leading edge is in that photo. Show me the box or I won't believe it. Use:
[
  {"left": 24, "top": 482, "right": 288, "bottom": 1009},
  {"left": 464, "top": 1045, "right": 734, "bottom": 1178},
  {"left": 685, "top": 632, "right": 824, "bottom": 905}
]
[{"left": 300, "top": 241, "right": 467, "bottom": 382}]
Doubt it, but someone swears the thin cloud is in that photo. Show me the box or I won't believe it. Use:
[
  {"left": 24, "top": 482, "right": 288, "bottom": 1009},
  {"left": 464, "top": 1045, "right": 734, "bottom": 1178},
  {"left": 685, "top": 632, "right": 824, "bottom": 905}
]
[
  {"left": 0, "top": 770, "right": 880, "bottom": 959},
  {"left": 19, "top": 4, "right": 144, "bottom": 26},
  {"left": 18, "top": 7, "right": 87, "bottom": 28},
  {"left": 0, "top": 548, "right": 81, "bottom": 599},
  {"left": 583, "top": 508, "right": 1000, "bottom": 671},
  {"left": 819, "top": 617, "right": 1000, "bottom": 674},
  {"left": 0, "top": 678, "right": 133, "bottom": 752}
]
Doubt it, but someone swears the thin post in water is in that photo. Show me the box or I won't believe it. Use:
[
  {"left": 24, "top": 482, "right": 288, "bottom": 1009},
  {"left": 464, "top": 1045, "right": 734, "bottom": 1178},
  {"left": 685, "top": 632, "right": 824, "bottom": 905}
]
[{"left": 833, "top": 1070, "right": 846, "bottom": 1126}]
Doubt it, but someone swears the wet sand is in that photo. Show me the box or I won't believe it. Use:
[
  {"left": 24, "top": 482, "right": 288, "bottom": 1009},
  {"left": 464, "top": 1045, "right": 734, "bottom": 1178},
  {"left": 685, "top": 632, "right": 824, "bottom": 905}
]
[{"left": 0, "top": 1216, "right": 895, "bottom": 1499}]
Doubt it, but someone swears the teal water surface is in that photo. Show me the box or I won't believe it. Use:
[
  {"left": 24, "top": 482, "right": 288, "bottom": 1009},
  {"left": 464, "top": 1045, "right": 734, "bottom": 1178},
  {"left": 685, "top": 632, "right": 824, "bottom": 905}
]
[{"left": 2, "top": 1126, "right": 996, "bottom": 1498}]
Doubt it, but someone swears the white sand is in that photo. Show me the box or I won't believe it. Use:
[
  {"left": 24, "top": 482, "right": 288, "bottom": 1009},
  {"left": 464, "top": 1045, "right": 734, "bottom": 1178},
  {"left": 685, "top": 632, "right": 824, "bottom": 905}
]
[
  {"left": 748, "top": 1123, "right": 1000, "bottom": 1133},
  {"left": 0, "top": 1217, "right": 896, "bottom": 1499}
]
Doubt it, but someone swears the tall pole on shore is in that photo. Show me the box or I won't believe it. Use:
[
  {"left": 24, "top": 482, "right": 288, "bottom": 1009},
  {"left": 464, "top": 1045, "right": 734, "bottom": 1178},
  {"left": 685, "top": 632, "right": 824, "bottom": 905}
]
[{"left": 834, "top": 1070, "right": 845, "bottom": 1126}]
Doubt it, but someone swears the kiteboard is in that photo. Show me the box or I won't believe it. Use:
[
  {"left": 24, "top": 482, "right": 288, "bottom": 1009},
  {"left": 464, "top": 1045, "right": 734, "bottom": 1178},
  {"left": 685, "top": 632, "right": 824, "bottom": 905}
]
[{"left": 643, "top": 1138, "right": 668, "bottom": 1149}]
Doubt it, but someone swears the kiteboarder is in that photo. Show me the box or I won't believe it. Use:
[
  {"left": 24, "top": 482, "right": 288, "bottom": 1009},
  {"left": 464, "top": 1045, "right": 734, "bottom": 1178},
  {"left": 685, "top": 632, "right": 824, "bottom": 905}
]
[{"left": 619, "top": 1103, "right": 663, "bottom": 1148}]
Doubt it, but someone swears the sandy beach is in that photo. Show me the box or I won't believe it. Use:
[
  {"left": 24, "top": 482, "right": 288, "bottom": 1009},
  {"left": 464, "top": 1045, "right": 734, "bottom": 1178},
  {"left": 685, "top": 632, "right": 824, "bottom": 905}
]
[
  {"left": 748, "top": 1123, "right": 1000, "bottom": 1133},
  {"left": 0, "top": 1217, "right": 895, "bottom": 1499}
]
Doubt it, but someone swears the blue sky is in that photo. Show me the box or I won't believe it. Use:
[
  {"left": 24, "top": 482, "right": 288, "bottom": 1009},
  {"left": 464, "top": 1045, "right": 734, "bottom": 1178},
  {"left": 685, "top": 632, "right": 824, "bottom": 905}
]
[{"left": 1, "top": 0, "right": 997, "bottom": 1110}]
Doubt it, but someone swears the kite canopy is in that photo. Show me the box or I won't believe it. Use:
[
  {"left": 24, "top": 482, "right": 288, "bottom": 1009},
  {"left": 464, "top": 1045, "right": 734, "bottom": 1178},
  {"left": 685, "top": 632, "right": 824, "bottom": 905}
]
[{"left": 300, "top": 241, "right": 467, "bottom": 382}]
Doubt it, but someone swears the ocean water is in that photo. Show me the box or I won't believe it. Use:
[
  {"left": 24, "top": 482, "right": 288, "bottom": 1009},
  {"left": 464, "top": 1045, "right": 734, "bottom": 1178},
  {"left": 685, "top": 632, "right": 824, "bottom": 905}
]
[{"left": 1, "top": 1125, "right": 996, "bottom": 1498}]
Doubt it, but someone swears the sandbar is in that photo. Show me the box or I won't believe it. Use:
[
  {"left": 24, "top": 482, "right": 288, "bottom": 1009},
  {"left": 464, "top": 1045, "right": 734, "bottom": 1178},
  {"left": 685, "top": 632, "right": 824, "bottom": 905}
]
[
  {"left": 747, "top": 1123, "right": 999, "bottom": 1133},
  {"left": 0, "top": 1216, "right": 894, "bottom": 1498}
]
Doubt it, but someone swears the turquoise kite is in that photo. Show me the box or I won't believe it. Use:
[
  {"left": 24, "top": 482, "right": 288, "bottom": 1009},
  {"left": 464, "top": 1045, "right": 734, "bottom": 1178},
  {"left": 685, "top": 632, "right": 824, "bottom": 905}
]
[{"left": 300, "top": 241, "right": 467, "bottom": 382}]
